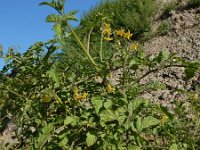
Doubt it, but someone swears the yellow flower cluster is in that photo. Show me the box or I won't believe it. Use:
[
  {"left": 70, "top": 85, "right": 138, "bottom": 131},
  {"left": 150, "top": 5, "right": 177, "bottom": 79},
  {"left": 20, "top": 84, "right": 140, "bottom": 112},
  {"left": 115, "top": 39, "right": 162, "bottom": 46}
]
[
  {"left": 105, "top": 83, "right": 115, "bottom": 94},
  {"left": 129, "top": 43, "right": 139, "bottom": 51},
  {"left": 160, "top": 114, "right": 169, "bottom": 125},
  {"left": 115, "top": 28, "right": 133, "bottom": 40},
  {"left": 73, "top": 86, "right": 88, "bottom": 101},
  {"left": 102, "top": 23, "right": 113, "bottom": 41},
  {"left": 43, "top": 95, "right": 51, "bottom": 103}
]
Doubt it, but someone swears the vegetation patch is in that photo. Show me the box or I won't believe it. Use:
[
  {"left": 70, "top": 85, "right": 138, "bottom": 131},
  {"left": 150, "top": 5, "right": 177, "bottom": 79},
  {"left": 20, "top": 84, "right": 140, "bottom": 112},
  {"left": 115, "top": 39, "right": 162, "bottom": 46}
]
[{"left": 0, "top": 0, "right": 200, "bottom": 149}]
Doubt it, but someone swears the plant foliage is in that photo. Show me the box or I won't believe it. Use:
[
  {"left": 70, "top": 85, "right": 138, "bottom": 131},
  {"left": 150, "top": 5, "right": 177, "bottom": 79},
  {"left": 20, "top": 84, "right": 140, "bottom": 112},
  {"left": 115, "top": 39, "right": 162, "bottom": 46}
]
[{"left": 0, "top": 0, "right": 200, "bottom": 149}]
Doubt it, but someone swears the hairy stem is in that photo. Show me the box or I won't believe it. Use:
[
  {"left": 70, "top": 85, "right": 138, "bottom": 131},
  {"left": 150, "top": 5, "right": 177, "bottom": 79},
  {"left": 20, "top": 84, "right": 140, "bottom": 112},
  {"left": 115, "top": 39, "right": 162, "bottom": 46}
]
[{"left": 67, "top": 22, "right": 99, "bottom": 71}]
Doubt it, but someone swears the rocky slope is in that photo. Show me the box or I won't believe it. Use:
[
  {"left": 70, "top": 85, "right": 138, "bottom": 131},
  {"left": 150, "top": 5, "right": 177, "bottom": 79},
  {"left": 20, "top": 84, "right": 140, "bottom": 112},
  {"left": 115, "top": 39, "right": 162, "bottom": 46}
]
[{"left": 142, "top": 1, "right": 200, "bottom": 109}]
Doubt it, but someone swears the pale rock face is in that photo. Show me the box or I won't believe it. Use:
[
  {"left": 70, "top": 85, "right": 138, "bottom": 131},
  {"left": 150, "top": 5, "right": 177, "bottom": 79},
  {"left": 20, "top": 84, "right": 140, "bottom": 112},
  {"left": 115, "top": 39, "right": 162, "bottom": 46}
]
[{"left": 142, "top": 4, "right": 200, "bottom": 109}]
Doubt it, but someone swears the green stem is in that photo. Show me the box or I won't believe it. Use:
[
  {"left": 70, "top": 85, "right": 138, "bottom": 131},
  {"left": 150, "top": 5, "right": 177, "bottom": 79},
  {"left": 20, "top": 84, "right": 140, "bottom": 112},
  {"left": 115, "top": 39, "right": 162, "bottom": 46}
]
[
  {"left": 87, "top": 27, "right": 93, "bottom": 53},
  {"left": 8, "top": 89, "right": 25, "bottom": 100},
  {"left": 100, "top": 31, "right": 104, "bottom": 62},
  {"left": 66, "top": 22, "right": 99, "bottom": 71},
  {"left": 122, "top": 51, "right": 128, "bottom": 103},
  {"left": 54, "top": 93, "right": 72, "bottom": 116},
  {"left": 142, "top": 145, "right": 168, "bottom": 149}
]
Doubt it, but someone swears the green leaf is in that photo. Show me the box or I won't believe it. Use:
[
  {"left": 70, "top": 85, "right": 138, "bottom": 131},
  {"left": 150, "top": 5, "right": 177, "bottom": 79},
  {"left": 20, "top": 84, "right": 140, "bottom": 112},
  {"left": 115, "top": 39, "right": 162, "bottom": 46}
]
[
  {"left": 4, "top": 56, "right": 11, "bottom": 64},
  {"left": 68, "top": 10, "right": 79, "bottom": 16},
  {"left": 64, "top": 116, "right": 74, "bottom": 125},
  {"left": 91, "top": 96, "right": 103, "bottom": 113},
  {"left": 131, "top": 122, "right": 138, "bottom": 132},
  {"left": 169, "top": 143, "right": 178, "bottom": 150},
  {"left": 53, "top": 23, "right": 63, "bottom": 39},
  {"left": 136, "top": 116, "right": 142, "bottom": 132},
  {"left": 86, "top": 132, "right": 97, "bottom": 147},
  {"left": 46, "top": 67, "right": 60, "bottom": 85},
  {"left": 46, "top": 14, "right": 61, "bottom": 22},
  {"left": 64, "top": 116, "right": 78, "bottom": 126},
  {"left": 41, "top": 123, "right": 54, "bottom": 134},
  {"left": 100, "top": 109, "right": 118, "bottom": 123},
  {"left": 128, "top": 145, "right": 141, "bottom": 150},
  {"left": 157, "top": 50, "right": 169, "bottom": 63},
  {"left": 64, "top": 10, "right": 78, "bottom": 21},
  {"left": 118, "top": 115, "right": 126, "bottom": 125},
  {"left": 104, "top": 99, "right": 112, "bottom": 109},
  {"left": 185, "top": 67, "right": 197, "bottom": 79},
  {"left": 142, "top": 116, "right": 160, "bottom": 129},
  {"left": 128, "top": 99, "right": 145, "bottom": 112},
  {"left": 159, "top": 105, "right": 173, "bottom": 120},
  {"left": 58, "top": 137, "right": 68, "bottom": 147},
  {"left": 39, "top": 2, "right": 54, "bottom": 7}
]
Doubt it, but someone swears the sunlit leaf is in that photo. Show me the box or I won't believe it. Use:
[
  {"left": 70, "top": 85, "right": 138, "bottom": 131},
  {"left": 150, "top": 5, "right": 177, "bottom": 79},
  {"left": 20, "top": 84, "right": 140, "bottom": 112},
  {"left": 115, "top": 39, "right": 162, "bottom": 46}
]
[
  {"left": 46, "top": 67, "right": 60, "bottom": 85},
  {"left": 104, "top": 99, "right": 112, "bottom": 109},
  {"left": 41, "top": 123, "right": 54, "bottom": 134},
  {"left": 142, "top": 116, "right": 160, "bottom": 129},
  {"left": 86, "top": 131, "right": 97, "bottom": 147},
  {"left": 169, "top": 143, "right": 178, "bottom": 150},
  {"left": 100, "top": 109, "right": 119, "bottom": 123},
  {"left": 46, "top": 14, "right": 61, "bottom": 22},
  {"left": 91, "top": 96, "right": 103, "bottom": 113},
  {"left": 136, "top": 116, "right": 142, "bottom": 132}
]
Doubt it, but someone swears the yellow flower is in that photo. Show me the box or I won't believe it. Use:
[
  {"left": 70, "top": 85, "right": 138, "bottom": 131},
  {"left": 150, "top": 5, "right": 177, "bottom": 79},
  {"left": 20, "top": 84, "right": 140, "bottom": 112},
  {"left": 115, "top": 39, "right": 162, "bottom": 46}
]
[
  {"left": 73, "top": 93, "right": 81, "bottom": 100},
  {"left": 104, "top": 37, "right": 113, "bottom": 41},
  {"left": 43, "top": 95, "right": 51, "bottom": 103},
  {"left": 104, "top": 22, "right": 111, "bottom": 29},
  {"left": 31, "top": 94, "right": 36, "bottom": 100},
  {"left": 102, "top": 28, "right": 112, "bottom": 36},
  {"left": 73, "top": 86, "right": 88, "bottom": 101},
  {"left": 123, "top": 30, "right": 132, "bottom": 40},
  {"left": 115, "top": 28, "right": 125, "bottom": 37},
  {"left": 73, "top": 86, "right": 79, "bottom": 94},
  {"left": 160, "top": 114, "right": 169, "bottom": 125},
  {"left": 73, "top": 93, "right": 88, "bottom": 101},
  {"left": 130, "top": 43, "right": 139, "bottom": 51},
  {"left": 102, "top": 23, "right": 112, "bottom": 36},
  {"left": 81, "top": 92, "right": 88, "bottom": 99},
  {"left": 106, "top": 83, "right": 115, "bottom": 94}
]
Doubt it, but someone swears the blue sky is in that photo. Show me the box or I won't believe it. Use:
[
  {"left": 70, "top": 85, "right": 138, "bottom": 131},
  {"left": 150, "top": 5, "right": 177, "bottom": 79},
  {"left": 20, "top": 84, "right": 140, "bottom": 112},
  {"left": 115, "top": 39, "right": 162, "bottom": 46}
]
[{"left": 0, "top": 0, "right": 99, "bottom": 69}]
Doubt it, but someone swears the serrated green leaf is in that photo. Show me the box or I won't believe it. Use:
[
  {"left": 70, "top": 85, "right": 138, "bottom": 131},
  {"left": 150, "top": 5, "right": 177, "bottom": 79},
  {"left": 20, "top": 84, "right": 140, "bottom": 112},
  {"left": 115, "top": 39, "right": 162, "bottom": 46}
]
[
  {"left": 68, "top": 10, "right": 78, "bottom": 16},
  {"left": 64, "top": 15, "right": 78, "bottom": 22},
  {"left": 86, "top": 132, "right": 97, "bottom": 147},
  {"left": 53, "top": 23, "right": 62, "bottom": 38},
  {"left": 128, "top": 99, "right": 144, "bottom": 112},
  {"left": 46, "top": 14, "right": 61, "bottom": 22},
  {"left": 64, "top": 116, "right": 74, "bottom": 125},
  {"left": 104, "top": 100, "right": 112, "bottom": 109},
  {"left": 47, "top": 68, "right": 60, "bottom": 85},
  {"left": 128, "top": 145, "right": 141, "bottom": 150},
  {"left": 169, "top": 143, "right": 178, "bottom": 150},
  {"left": 161, "top": 50, "right": 169, "bottom": 61},
  {"left": 185, "top": 67, "right": 197, "bottom": 79},
  {"left": 39, "top": 2, "right": 54, "bottom": 7},
  {"left": 117, "top": 115, "right": 126, "bottom": 125},
  {"left": 138, "top": 50, "right": 145, "bottom": 59},
  {"left": 136, "top": 117, "right": 142, "bottom": 132},
  {"left": 41, "top": 123, "right": 54, "bottom": 134},
  {"left": 4, "top": 56, "right": 11, "bottom": 64},
  {"left": 142, "top": 116, "right": 160, "bottom": 129},
  {"left": 58, "top": 137, "right": 68, "bottom": 147},
  {"left": 131, "top": 122, "right": 138, "bottom": 132},
  {"left": 157, "top": 50, "right": 169, "bottom": 63},
  {"left": 91, "top": 96, "right": 103, "bottom": 113},
  {"left": 35, "top": 133, "right": 49, "bottom": 149},
  {"left": 100, "top": 109, "right": 118, "bottom": 123}
]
